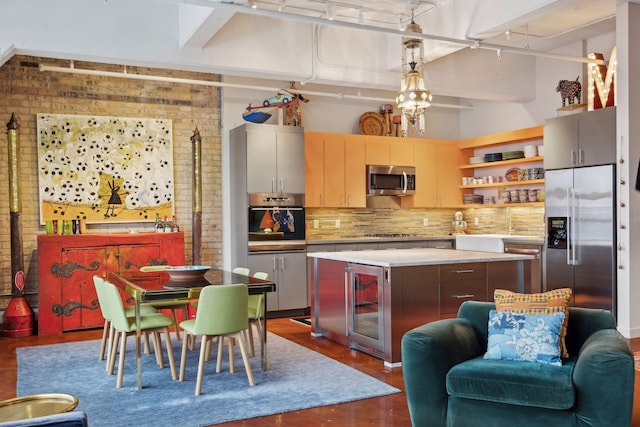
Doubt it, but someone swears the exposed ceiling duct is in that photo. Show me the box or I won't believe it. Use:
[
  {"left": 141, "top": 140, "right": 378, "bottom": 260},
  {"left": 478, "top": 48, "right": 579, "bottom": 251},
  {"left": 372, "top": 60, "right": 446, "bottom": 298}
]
[{"left": 172, "top": 0, "right": 606, "bottom": 65}]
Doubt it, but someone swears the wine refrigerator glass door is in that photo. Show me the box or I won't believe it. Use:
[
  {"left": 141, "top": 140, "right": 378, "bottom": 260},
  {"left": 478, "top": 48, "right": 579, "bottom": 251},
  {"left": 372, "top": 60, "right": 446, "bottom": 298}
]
[{"left": 347, "top": 263, "right": 385, "bottom": 358}]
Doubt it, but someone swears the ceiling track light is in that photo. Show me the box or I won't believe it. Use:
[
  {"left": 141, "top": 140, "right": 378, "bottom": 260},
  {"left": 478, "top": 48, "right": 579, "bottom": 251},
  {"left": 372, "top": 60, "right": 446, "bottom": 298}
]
[
  {"left": 278, "top": 0, "right": 286, "bottom": 12},
  {"left": 249, "top": 0, "right": 257, "bottom": 9}
]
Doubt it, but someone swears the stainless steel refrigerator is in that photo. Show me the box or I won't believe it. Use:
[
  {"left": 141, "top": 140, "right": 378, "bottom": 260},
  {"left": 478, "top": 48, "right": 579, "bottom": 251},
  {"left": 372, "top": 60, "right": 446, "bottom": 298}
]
[{"left": 544, "top": 164, "right": 616, "bottom": 315}]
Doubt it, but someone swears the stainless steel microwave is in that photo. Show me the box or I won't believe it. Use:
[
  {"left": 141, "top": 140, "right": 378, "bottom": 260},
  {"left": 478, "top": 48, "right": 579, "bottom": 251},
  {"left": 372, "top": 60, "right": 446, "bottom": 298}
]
[{"left": 367, "top": 165, "right": 416, "bottom": 196}]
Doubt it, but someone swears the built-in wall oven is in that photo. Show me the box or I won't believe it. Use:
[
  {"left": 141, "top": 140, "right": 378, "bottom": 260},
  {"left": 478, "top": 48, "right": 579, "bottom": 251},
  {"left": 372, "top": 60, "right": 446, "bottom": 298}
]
[{"left": 248, "top": 193, "right": 305, "bottom": 252}]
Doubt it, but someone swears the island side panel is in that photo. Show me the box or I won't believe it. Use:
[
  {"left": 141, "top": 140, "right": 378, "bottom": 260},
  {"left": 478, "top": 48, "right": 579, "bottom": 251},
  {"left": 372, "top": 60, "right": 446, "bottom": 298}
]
[
  {"left": 387, "top": 265, "right": 439, "bottom": 364},
  {"left": 313, "top": 257, "right": 350, "bottom": 346}
]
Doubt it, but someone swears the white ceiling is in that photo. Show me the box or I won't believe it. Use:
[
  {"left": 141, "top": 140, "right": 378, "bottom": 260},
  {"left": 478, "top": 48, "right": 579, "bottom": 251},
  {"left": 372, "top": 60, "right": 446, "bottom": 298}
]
[{"left": 0, "top": 0, "right": 619, "bottom": 103}]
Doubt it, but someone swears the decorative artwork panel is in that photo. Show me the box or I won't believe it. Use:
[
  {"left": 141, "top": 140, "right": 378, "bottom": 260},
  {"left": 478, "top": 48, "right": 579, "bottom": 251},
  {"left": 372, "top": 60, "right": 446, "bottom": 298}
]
[{"left": 37, "top": 114, "right": 175, "bottom": 224}]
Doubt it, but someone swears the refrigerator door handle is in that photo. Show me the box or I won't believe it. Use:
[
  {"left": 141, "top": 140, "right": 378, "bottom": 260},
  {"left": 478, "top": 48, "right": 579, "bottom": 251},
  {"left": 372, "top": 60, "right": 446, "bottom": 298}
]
[
  {"left": 566, "top": 187, "right": 572, "bottom": 266},
  {"left": 569, "top": 187, "right": 578, "bottom": 266}
]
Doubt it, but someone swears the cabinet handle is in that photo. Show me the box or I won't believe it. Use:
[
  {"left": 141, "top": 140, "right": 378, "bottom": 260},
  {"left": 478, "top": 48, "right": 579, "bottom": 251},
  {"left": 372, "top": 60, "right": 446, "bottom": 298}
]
[
  {"left": 280, "top": 178, "right": 284, "bottom": 193},
  {"left": 319, "top": 194, "right": 323, "bottom": 205},
  {"left": 280, "top": 256, "right": 285, "bottom": 270},
  {"left": 340, "top": 194, "right": 344, "bottom": 206},
  {"left": 271, "top": 179, "right": 275, "bottom": 193},
  {"left": 454, "top": 269, "right": 475, "bottom": 274},
  {"left": 453, "top": 294, "right": 475, "bottom": 299},
  {"left": 579, "top": 149, "right": 585, "bottom": 164},
  {"left": 571, "top": 150, "right": 576, "bottom": 165},
  {"left": 272, "top": 256, "right": 277, "bottom": 271},
  {"left": 345, "top": 268, "right": 353, "bottom": 335}
]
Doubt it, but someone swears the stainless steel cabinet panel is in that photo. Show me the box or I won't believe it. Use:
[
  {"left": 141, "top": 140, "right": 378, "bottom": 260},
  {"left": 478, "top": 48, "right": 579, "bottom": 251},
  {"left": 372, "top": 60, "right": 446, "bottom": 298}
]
[
  {"left": 544, "top": 113, "right": 578, "bottom": 170},
  {"left": 439, "top": 262, "right": 486, "bottom": 281},
  {"left": 544, "top": 107, "right": 615, "bottom": 170},
  {"left": 440, "top": 279, "right": 486, "bottom": 317}
]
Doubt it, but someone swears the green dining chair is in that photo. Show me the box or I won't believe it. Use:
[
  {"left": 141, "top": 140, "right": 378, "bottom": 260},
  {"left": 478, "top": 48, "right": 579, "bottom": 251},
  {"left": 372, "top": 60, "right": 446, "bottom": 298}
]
[
  {"left": 232, "top": 267, "right": 250, "bottom": 276},
  {"left": 93, "top": 275, "right": 158, "bottom": 369},
  {"left": 102, "top": 279, "right": 178, "bottom": 388},
  {"left": 189, "top": 266, "right": 250, "bottom": 311},
  {"left": 246, "top": 272, "right": 268, "bottom": 357},
  {"left": 179, "top": 284, "right": 255, "bottom": 396},
  {"left": 139, "top": 265, "right": 188, "bottom": 340}
]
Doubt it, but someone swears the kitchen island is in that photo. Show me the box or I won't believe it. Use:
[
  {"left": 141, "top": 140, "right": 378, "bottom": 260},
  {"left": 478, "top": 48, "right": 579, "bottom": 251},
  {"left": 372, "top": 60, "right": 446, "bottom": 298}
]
[{"left": 307, "top": 248, "right": 534, "bottom": 367}]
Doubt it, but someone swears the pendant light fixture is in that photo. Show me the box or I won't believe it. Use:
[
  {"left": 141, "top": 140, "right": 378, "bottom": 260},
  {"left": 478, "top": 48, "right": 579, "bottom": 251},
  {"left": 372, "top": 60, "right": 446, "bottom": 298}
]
[{"left": 395, "top": 9, "right": 432, "bottom": 137}]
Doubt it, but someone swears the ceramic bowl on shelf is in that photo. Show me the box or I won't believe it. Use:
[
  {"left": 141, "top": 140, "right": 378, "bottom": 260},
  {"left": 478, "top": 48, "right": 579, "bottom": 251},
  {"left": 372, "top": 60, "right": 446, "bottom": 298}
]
[{"left": 505, "top": 167, "right": 521, "bottom": 182}]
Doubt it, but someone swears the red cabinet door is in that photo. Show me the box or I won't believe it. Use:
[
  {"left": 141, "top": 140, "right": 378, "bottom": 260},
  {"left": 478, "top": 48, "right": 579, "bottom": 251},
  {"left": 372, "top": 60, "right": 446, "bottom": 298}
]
[{"left": 60, "top": 246, "right": 110, "bottom": 331}]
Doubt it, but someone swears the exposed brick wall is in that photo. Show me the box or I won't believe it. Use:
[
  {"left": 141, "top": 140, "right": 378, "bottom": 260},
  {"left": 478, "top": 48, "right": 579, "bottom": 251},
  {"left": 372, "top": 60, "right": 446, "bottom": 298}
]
[{"left": 0, "top": 55, "right": 223, "bottom": 310}]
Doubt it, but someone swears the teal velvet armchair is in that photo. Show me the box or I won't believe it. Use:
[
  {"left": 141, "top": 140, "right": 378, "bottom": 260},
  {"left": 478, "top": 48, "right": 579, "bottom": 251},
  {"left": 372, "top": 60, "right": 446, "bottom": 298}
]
[{"left": 401, "top": 301, "right": 635, "bottom": 427}]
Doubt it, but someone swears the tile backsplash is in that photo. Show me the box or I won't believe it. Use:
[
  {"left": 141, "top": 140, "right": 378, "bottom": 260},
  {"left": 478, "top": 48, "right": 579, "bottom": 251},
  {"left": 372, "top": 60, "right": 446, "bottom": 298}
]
[{"left": 305, "top": 206, "right": 544, "bottom": 240}]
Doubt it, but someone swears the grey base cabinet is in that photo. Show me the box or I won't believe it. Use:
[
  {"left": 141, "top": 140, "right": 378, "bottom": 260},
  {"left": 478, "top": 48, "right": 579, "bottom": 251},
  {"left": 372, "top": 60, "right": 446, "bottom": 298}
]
[{"left": 249, "top": 251, "right": 307, "bottom": 312}]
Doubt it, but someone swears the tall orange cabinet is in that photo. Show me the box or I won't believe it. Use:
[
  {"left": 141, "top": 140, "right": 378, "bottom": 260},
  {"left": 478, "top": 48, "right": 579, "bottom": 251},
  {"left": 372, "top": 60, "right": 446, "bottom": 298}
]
[{"left": 37, "top": 232, "right": 185, "bottom": 335}]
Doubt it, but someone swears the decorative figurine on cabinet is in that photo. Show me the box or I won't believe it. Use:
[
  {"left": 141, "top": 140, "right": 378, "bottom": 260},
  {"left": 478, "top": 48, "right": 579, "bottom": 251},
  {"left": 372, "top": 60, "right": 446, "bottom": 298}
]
[{"left": 556, "top": 77, "right": 582, "bottom": 107}]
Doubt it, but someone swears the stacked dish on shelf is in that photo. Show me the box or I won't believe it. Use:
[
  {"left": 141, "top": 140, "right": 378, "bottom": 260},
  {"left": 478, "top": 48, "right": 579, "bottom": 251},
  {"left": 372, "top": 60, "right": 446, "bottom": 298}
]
[
  {"left": 524, "top": 145, "right": 538, "bottom": 158},
  {"left": 502, "top": 150, "right": 525, "bottom": 160},
  {"left": 484, "top": 153, "right": 502, "bottom": 162},
  {"left": 469, "top": 156, "right": 484, "bottom": 164},
  {"left": 463, "top": 194, "right": 485, "bottom": 204}
]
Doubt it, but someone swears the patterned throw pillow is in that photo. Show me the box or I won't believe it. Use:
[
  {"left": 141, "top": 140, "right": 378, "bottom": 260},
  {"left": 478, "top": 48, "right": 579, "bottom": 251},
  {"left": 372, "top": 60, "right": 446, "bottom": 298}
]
[
  {"left": 494, "top": 288, "right": 572, "bottom": 358},
  {"left": 484, "top": 310, "right": 565, "bottom": 366}
]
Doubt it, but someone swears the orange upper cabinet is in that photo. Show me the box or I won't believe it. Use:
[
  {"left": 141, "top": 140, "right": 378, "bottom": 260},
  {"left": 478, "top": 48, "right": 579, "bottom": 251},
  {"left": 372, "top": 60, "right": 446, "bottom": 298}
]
[
  {"left": 365, "top": 137, "right": 414, "bottom": 166},
  {"left": 343, "top": 135, "right": 366, "bottom": 208},
  {"left": 390, "top": 141, "right": 415, "bottom": 166},
  {"left": 305, "top": 133, "right": 325, "bottom": 207},
  {"left": 304, "top": 133, "right": 366, "bottom": 208},
  {"left": 412, "top": 140, "right": 460, "bottom": 207},
  {"left": 365, "top": 138, "right": 390, "bottom": 165},
  {"left": 435, "top": 142, "right": 462, "bottom": 207},
  {"left": 323, "top": 135, "right": 346, "bottom": 207},
  {"left": 413, "top": 141, "right": 437, "bottom": 207}
]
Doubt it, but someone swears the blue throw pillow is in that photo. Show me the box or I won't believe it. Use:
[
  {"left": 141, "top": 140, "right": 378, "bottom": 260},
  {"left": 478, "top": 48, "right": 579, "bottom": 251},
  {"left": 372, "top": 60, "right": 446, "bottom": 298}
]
[{"left": 484, "top": 310, "right": 565, "bottom": 366}]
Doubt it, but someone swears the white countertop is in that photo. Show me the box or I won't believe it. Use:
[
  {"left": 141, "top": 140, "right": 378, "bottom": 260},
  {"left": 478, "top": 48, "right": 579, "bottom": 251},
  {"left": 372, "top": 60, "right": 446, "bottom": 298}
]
[{"left": 307, "top": 248, "right": 534, "bottom": 267}]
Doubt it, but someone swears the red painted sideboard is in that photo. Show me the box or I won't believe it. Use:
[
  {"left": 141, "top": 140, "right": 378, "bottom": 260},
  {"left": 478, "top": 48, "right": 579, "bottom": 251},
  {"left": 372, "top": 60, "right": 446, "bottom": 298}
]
[{"left": 37, "top": 232, "right": 185, "bottom": 335}]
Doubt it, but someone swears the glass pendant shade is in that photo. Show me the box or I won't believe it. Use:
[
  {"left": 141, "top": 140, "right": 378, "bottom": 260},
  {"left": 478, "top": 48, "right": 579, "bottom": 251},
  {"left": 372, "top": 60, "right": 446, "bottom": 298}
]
[{"left": 396, "top": 11, "right": 431, "bottom": 137}]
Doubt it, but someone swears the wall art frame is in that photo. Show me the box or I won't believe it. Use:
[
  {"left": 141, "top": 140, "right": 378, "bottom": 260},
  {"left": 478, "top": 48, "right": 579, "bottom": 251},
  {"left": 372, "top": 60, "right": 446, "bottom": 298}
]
[{"left": 36, "top": 113, "right": 175, "bottom": 224}]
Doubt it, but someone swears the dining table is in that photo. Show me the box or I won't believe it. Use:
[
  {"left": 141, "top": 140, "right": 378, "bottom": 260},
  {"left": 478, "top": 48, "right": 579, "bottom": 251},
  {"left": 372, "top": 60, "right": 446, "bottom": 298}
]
[{"left": 109, "top": 268, "right": 276, "bottom": 390}]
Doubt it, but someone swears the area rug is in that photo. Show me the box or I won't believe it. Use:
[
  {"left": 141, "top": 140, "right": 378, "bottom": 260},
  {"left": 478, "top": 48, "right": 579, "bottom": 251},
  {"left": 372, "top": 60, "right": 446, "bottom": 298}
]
[
  {"left": 635, "top": 351, "right": 640, "bottom": 371},
  {"left": 17, "top": 333, "right": 400, "bottom": 427}
]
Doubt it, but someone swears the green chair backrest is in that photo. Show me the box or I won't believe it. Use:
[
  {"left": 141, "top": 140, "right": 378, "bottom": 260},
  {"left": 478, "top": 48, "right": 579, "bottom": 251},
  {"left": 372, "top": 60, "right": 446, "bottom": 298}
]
[
  {"left": 253, "top": 272, "right": 269, "bottom": 280},
  {"left": 232, "top": 267, "right": 250, "bottom": 276},
  {"left": 102, "top": 280, "right": 132, "bottom": 332},
  {"left": 248, "top": 272, "right": 268, "bottom": 318},
  {"left": 93, "top": 275, "right": 111, "bottom": 321},
  {"left": 193, "top": 284, "right": 249, "bottom": 335}
]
